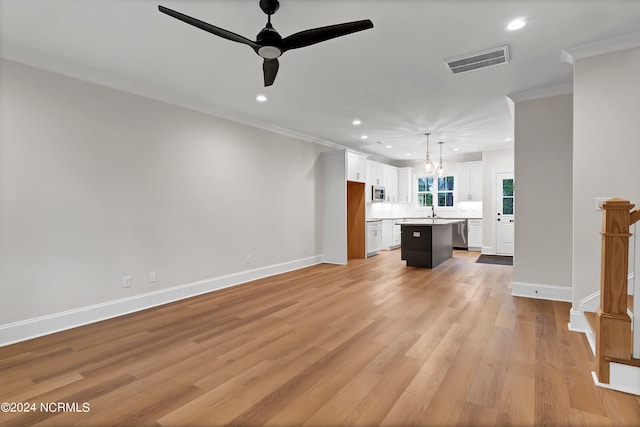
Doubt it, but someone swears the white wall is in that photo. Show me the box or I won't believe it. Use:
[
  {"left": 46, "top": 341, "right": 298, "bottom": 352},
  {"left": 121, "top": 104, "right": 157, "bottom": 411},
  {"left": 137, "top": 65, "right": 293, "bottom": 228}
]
[
  {"left": 481, "top": 149, "right": 515, "bottom": 254},
  {"left": 0, "top": 59, "right": 328, "bottom": 331},
  {"left": 572, "top": 47, "right": 640, "bottom": 306},
  {"left": 322, "top": 151, "right": 347, "bottom": 264},
  {"left": 513, "top": 94, "right": 573, "bottom": 298}
]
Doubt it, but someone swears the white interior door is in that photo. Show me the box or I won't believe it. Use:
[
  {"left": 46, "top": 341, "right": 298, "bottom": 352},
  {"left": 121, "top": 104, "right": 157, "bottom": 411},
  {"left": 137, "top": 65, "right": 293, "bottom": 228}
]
[{"left": 496, "top": 172, "right": 514, "bottom": 256}]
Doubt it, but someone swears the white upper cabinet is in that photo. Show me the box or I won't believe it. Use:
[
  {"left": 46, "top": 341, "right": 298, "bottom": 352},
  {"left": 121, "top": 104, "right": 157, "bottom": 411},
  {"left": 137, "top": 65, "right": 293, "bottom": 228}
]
[
  {"left": 347, "top": 152, "right": 366, "bottom": 183},
  {"left": 366, "top": 160, "right": 384, "bottom": 187},
  {"left": 457, "top": 161, "right": 483, "bottom": 202},
  {"left": 397, "top": 167, "right": 413, "bottom": 203},
  {"left": 383, "top": 164, "right": 398, "bottom": 202},
  {"left": 365, "top": 160, "right": 399, "bottom": 203},
  {"left": 366, "top": 160, "right": 383, "bottom": 203}
]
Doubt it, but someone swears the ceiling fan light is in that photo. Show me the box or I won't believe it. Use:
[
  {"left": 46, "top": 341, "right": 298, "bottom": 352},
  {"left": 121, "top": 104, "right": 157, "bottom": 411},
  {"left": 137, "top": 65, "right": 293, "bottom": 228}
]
[{"left": 258, "top": 46, "right": 282, "bottom": 59}]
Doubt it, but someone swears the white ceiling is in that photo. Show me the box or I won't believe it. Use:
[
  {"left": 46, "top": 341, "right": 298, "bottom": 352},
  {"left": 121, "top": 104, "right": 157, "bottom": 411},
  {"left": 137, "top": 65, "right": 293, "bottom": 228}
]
[{"left": 2, "top": 0, "right": 640, "bottom": 163}]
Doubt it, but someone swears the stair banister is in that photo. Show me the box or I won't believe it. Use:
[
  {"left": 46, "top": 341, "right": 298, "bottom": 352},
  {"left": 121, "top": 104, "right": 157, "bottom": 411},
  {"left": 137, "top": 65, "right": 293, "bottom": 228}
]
[
  {"left": 596, "top": 198, "right": 639, "bottom": 383},
  {"left": 634, "top": 223, "right": 640, "bottom": 359}
]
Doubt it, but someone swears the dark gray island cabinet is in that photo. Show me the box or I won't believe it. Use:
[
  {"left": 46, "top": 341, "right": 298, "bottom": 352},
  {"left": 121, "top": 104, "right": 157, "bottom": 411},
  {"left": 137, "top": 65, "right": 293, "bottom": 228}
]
[{"left": 400, "top": 220, "right": 463, "bottom": 268}]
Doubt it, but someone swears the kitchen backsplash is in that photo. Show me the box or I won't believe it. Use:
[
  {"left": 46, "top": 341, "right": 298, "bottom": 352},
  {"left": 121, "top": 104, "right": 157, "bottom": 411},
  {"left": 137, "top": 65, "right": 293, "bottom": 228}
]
[{"left": 367, "top": 200, "right": 482, "bottom": 219}]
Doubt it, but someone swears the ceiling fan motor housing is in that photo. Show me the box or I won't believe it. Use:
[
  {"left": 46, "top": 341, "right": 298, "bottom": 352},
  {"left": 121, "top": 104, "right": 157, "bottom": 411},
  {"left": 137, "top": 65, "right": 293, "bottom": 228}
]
[
  {"left": 259, "top": 0, "right": 280, "bottom": 16},
  {"left": 257, "top": 24, "right": 283, "bottom": 58}
]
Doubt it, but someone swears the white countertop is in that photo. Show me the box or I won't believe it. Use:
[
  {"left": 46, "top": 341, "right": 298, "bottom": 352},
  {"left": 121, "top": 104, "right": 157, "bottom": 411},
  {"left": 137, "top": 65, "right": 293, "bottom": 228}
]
[
  {"left": 397, "top": 219, "right": 465, "bottom": 226},
  {"left": 367, "top": 216, "right": 482, "bottom": 222}
]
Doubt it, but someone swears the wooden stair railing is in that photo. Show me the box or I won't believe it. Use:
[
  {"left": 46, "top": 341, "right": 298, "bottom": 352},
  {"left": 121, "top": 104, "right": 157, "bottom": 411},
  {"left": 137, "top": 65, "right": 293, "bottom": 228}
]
[{"left": 592, "top": 198, "right": 640, "bottom": 383}]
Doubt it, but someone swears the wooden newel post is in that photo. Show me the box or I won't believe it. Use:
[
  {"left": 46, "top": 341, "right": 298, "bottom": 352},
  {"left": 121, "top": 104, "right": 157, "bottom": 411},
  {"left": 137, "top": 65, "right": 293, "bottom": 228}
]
[{"left": 596, "top": 198, "right": 633, "bottom": 383}]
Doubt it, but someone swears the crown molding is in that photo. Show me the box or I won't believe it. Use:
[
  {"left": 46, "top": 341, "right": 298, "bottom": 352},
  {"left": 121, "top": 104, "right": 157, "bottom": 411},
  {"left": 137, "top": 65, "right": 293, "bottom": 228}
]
[
  {"left": 506, "top": 83, "right": 573, "bottom": 103},
  {"left": 562, "top": 33, "right": 640, "bottom": 65}
]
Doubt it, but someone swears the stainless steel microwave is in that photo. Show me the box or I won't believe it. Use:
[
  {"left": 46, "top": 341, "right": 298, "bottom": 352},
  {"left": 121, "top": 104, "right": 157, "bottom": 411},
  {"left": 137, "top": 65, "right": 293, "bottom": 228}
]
[{"left": 372, "top": 186, "right": 385, "bottom": 202}]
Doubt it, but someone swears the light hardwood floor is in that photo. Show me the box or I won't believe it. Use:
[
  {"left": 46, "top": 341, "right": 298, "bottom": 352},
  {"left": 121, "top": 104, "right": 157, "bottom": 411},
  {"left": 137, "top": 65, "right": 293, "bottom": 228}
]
[{"left": 1, "top": 250, "right": 639, "bottom": 426}]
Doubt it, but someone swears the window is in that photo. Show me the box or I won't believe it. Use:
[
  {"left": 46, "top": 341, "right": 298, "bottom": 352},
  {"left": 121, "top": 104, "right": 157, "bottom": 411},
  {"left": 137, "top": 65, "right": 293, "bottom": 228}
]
[
  {"left": 438, "top": 176, "right": 455, "bottom": 207},
  {"left": 502, "top": 178, "right": 514, "bottom": 214},
  {"left": 416, "top": 175, "right": 455, "bottom": 207},
  {"left": 417, "top": 177, "right": 434, "bottom": 207}
]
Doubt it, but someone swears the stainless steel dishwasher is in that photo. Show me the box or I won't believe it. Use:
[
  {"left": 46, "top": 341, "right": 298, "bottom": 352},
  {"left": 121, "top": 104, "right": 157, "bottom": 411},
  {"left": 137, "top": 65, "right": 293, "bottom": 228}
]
[{"left": 452, "top": 219, "right": 468, "bottom": 249}]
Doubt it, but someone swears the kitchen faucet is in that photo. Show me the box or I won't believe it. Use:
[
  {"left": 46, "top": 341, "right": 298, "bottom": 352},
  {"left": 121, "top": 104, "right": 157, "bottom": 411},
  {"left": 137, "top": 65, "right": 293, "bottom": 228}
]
[{"left": 431, "top": 205, "right": 437, "bottom": 218}]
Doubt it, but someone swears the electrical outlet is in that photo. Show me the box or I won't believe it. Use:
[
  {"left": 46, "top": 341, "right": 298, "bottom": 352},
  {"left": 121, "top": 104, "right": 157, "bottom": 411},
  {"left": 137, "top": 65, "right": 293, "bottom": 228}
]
[
  {"left": 150, "top": 272, "right": 157, "bottom": 283},
  {"left": 304, "top": 245, "right": 309, "bottom": 254},
  {"left": 123, "top": 276, "right": 131, "bottom": 288},
  {"left": 246, "top": 255, "right": 252, "bottom": 264}
]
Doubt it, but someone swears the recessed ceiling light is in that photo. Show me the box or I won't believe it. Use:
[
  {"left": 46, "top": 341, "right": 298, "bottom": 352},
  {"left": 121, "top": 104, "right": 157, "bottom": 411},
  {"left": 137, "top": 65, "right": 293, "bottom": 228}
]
[
  {"left": 406, "top": 153, "right": 412, "bottom": 156},
  {"left": 352, "top": 119, "right": 362, "bottom": 126},
  {"left": 453, "top": 147, "right": 459, "bottom": 151},
  {"left": 256, "top": 94, "right": 267, "bottom": 102},
  {"left": 507, "top": 18, "right": 526, "bottom": 31},
  {"left": 360, "top": 135, "right": 368, "bottom": 140},
  {"left": 386, "top": 145, "right": 392, "bottom": 149},
  {"left": 505, "top": 137, "right": 512, "bottom": 142}
]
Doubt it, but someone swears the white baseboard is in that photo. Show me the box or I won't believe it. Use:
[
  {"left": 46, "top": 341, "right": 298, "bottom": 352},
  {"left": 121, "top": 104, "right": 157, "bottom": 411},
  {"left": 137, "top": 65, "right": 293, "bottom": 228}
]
[
  {"left": 511, "top": 281, "right": 572, "bottom": 302},
  {"left": 568, "top": 308, "right": 587, "bottom": 333},
  {"left": 592, "top": 364, "right": 640, "bottom": 396},
  {"left": 481, "top": 246, "right": 495, "bottom": 255},
  {"left": 0, "top": 255, "right": 324, "bottom": 347},
  {"left": 579, "top": 290, "right": 601, "bottom": 311},
  {"left": 568, "top": 290, "right": 600, "bottom": 332}
]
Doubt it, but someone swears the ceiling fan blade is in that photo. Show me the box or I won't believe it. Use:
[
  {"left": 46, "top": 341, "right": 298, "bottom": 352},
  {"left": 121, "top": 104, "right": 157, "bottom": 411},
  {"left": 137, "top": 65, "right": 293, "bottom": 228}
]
[
  {"left": 158, "top": 5, "right": 258, "bottom": 49},
  {"left": 263, "top": 58, "right": 279, "bottom": 87},
  {"left": 281, "top": 19, "right": 373, "bottom": 51}
]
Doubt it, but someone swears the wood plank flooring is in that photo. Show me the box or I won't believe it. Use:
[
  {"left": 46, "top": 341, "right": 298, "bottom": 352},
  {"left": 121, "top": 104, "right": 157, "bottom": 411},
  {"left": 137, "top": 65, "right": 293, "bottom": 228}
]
[{"left": 1, "top": 250, "right": 639, "bottom": 426}]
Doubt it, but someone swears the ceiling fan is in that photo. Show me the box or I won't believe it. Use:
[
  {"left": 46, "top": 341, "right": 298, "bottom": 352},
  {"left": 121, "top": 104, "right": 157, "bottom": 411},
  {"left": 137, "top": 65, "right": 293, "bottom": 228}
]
[{"left": 158, "top": 0, "right": 373, "bottom": 86}]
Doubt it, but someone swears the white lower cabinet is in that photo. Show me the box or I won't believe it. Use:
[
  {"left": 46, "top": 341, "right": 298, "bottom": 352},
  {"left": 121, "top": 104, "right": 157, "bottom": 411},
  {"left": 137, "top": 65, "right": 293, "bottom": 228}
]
[
  {"left": 367, "top": 221, "right": 383, "bottom": 256},
  {"left": 381, "top": 219, "right": 402, "bottom": 250},
  {"left": 468, "top": 219, "right": 483, "bottom": 250},
  {"left": 393, "top": 222, "right": 402, "bottom": 248}
]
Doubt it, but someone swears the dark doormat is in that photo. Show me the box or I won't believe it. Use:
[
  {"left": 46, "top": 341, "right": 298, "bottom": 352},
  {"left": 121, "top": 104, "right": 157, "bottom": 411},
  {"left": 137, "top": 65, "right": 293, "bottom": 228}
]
[{"left": 476, "top": 254, "right": 513, "bottom": 266}]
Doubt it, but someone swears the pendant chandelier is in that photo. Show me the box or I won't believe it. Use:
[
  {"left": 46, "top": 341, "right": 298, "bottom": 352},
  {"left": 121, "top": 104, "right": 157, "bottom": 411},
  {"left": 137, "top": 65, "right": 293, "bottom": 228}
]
[
  {"left": 436, "top": 141, "right": 446, "bottom": 177},
  {"left": 423, "top": 132, "right": 435, "bottom": 174}
]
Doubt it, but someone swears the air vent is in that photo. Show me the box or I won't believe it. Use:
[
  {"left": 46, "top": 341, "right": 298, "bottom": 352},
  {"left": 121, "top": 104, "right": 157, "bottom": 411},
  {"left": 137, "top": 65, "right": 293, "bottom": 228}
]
[{"left": 445, "top": 45, "right": 509, "bottom": 75}]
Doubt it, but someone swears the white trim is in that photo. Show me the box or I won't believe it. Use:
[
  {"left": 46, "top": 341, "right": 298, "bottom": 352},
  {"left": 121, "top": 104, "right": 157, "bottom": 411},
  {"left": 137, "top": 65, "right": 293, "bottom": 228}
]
[
  {"left": 569, "top": 308, "right": 588, "bottom": 333},
  {"left": 591, "top": 363, "right": 640, "bottom": 396},
  {"left": 512, "top": 281, "right": 572, "bottom": 302},
  {"left": 481, "top": 246, "right": 495, "bottom": 255},
  {"left": 579, "top": 290, "right": 601, "bottom": 312},
  {"left": 568, "top": 295, "right": 598, "bottom": 355},
  {"left": 562, "top": 33, "right": 640, "bottom": 65},
  {"left": 0, "top": 255, "right": 323, "bottom": 347},
  {"left": 506, "top": 84, "right": 573, "bottom": 103}
]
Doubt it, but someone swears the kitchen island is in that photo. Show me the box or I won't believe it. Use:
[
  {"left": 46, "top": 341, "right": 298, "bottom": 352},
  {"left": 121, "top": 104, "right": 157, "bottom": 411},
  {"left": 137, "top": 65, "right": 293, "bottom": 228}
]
[{"left": 399, "top": 219, "right": 463, "bottom": 268}]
